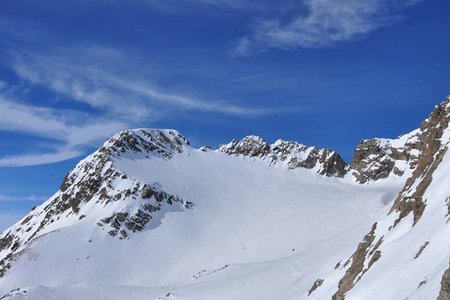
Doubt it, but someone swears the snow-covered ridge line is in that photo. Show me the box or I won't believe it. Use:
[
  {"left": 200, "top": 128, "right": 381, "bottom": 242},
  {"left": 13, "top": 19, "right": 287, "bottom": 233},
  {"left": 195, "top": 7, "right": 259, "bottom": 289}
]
[
  {"left": 216, "top": 135, "right": 347, "bottom": 177},
  {"left": 308, "top": 96, "right": 450, "bottom": 300}
]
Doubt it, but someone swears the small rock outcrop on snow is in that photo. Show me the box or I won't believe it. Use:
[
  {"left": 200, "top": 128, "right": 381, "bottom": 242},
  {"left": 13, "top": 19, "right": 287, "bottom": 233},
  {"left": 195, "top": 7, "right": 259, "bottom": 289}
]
[
  {"left": 218, "top": 136, "right": 347, "bottom": 177},
  {"left": 349, "top": 130, "right": 422, "bottom": 183}
]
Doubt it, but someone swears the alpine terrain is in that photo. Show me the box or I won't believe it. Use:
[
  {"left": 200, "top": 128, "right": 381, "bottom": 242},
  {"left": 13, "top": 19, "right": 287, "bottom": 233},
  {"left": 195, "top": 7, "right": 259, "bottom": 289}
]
[{"left": 1, "top": 96, "right": 450, "bottom": 300}]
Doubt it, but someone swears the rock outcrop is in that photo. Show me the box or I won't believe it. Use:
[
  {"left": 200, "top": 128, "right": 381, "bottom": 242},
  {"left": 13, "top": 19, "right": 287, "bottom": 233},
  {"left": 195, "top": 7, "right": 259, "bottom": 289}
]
[
  {"left": 350, "top": 97, "right": 450, "bottom": 184},
  {"left": 218, "top": 136, "right": 347, "bottom": 177},
  {"left": 349, "top": 130, "right": 422, "bottom": 183},
  {"left": 438, "top": 261, "right": 450, "bottom": 300}
]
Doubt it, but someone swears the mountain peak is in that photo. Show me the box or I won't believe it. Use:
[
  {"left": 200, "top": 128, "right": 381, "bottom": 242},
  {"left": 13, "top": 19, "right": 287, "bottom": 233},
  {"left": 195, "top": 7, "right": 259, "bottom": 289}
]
[
  {"left": 349, "top": 97, "right": 450, "bottom": 184},
  {"left": 100, "top": 128, "right": 190, "bottom": 159},
  {"left": 217, "top": 135, "right": 270, "bottom": 157}
]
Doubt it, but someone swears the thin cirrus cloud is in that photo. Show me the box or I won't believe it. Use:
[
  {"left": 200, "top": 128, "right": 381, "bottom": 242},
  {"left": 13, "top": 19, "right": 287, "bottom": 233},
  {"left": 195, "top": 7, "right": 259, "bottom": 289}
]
[
  {"left": 0, "top": 148, "right": 84, "bottom": 167},
  {"left": 9, "top": 46, "right": 271, "bottom": 118},
  {"left": 0, "top": 44, "right": 280, "bottom": 167},
  {"left": 0, "top": 193, "right": 48, "bottom": 202},
  {"left": 233, "top": 0, "right": 424, "bottom": 56},
  {"left": 1, "top": 0, "right": 425, "bottom": 167},
  {"left": 0, "top": 92, "right": 128, "bottom": 167},
  {"left": 0, "top": 95, "right": 127, "bottom": 146}
]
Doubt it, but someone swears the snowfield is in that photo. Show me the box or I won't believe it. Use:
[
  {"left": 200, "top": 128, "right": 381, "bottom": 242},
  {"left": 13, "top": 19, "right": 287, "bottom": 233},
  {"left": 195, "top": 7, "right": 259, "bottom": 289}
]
[{"left": 0, "top": 143, "right": 403, "bottom": 300}]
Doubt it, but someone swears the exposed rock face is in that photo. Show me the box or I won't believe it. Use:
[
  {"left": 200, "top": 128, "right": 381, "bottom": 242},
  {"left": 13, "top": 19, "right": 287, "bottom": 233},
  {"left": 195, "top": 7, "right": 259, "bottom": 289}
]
[
  {"left": 218, "top": 136, "right": 348, "bottom": 177},
  {"left": 102, "top": 128, "right": 189, "bottom": 159},
  {"left": 218, "top": 136, "right": 270, "bottom": 157},
  {"left": 438, "top": 261, "right": 450, "bottom": 300},
  {"left": 350, "top": 98, "right": 450, "bottom": 184},
  {"left": 218, "top": 128, "right": 429, "bottom": 181},
  {"left": 390, "top": 99, "right": 450, "bottom": 226},
  {"left": 332, "top": 223, "right": 378, "bottom": 300},
  {"left": 350, "top": 130, "right": 422, "bottom": 183},
  {"left": 97, "top": 186, "right": 192, "bottom": 239},
  {"left": 320, "top": 96, "right": 450, "bottom": 299},
  {"left": 0, "top": 129, "right": 193, "bottom": 277},
  {"left": 414, "top": 241, "right": 430, "bottom": 259},
  {"left": 308, "top": 278, "right": 324, "bottom": 296}
]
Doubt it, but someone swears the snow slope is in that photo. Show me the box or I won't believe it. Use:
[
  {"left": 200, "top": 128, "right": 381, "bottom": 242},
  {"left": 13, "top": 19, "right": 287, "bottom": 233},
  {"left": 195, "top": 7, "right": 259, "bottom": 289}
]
[{"left": 0, "top": 131, "right": 401, "bottom": 300}]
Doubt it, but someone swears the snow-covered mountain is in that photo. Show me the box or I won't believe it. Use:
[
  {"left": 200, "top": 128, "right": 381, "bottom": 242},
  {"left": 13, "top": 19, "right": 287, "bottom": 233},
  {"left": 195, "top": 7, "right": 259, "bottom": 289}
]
[
  {"left": 311, "top": 97, "right": 450, "bottom": 300},
  {"left": 0, "top": 96, "right": 449, "bottom": 299}
]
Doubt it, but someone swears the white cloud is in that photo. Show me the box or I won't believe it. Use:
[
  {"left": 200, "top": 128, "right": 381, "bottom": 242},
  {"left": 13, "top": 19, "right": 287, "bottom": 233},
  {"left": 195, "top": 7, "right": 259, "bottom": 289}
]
[
  {"left": 141, "top": 0, "right": 276, "bottom": 13},
  {"left": 0, "top": 98, "right": 68, "bottom": 139},
  {"left": 0, "top": 44, "right": 278, "bottom": 167},
  {"left": 0, "top": 148, "right": 83, "bottom": 167},
  {"left": 234, "top": 0, "right": 423, "bottom": 55},
  {"left": 0, "top": 95, "right": 128, "bottom": 167},
  {"left": 0, "top": 193, "right": 47, "bottom": 202},
  {"left": 10, "top": 47, "right": 266, "bottom": 118}
]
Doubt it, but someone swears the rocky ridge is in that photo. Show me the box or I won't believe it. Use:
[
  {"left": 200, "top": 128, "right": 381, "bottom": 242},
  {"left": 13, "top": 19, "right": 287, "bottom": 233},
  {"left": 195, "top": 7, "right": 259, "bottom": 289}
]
[
  {"left": 349, "top": 129, "right": 422, "bottom": 183},
  {"left": 216, "top": 129, "right": 431, "bottom": 182},
  {"left": 218, "top": 136, "right": 347, "bottom": 177},
  {"left": 309, "top": 96, "right": 450, "bottom": 300}
]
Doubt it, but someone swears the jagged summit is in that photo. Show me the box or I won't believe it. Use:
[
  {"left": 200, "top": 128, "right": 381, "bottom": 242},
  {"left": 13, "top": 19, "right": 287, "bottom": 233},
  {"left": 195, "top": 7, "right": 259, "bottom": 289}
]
[
  {"left": 100, "top": 128, "right": 190, "bottom": 159},
  {"left": 218, "top": 135, "right": 271, "bottom": 157},
  {"left": 349, "top": 129, "right": 422, "bottom": 183},
  {"left": 350, "top": 96, "right": 450, "bottom": 184},
  {"left": 218, "top": 136, "right": 347, "bottom": 177}
]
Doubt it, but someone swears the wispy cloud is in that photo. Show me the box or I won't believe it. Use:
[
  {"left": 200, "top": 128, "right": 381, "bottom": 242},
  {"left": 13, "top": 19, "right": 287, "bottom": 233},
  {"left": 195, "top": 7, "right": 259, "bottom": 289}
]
[
  {"left": 9, "top": 45, "right": 268, "bottom": 117},
  {"left": 233, "top": 0, "right": 424, "bottom": 56},
  {"left": 142, "top": 0, "right": 277, "bottom": 13},
  {"left": 0, "top": 193, "right": 47, "bottom": 202},
  {"left": 0, "top": 93, "right": 128, "bottom": 167},
  {"left": 0, "top": 147, "right": 83, "bottom": 167},
  {"left": 0, "top": 41, "right": 278, "bottom": 167}
]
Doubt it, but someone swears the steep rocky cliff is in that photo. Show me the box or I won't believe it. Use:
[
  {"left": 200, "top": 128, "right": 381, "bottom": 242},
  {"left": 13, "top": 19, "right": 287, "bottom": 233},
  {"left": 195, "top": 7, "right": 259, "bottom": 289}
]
[{"left": 309, "top": 96, "right": 450, "bottom": 300}]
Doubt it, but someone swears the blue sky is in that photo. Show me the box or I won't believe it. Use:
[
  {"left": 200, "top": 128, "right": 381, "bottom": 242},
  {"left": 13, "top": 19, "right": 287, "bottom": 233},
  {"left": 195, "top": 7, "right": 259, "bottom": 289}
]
[{"left": 0, "top": 0, "right": 449, "bottom": 230}]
